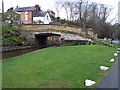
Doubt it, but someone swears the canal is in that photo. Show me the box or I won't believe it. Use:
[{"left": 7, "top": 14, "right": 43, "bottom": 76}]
[
  {"left": 2, "top": 47, "right": 38, "bottom": 60},
  {"left": 1, "top": 43, "right": 61, "bottom": 60}
]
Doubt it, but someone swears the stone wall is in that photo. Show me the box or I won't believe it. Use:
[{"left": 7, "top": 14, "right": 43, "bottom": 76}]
[
  {"left": 20, "top": 11, "right": 33, "bottom": 24},
  {"left": 14, "top": 25, "right": 97, "bottom": 47},
  {"left": 16, "top": 24, "right": 96, "bottom": 38},
  {"left": 17, "top": 25, "right": 81, "bottom": 34},
  {"left": 20, "top": 30, "right": 36, "bottom": 45}
]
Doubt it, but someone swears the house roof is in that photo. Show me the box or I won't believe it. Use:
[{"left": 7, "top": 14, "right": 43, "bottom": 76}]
[
  {"left": 14, "top": 6, "right": 34, "bottom": 12},
  {"left": 49, "top": 22, "right": 61, "bottom": 25},
  {"left": 47, "top": 10, "right": 55, "bottom": 14},
  {"left": 33, "top": 11, "right": 48, "bottom": 17}
]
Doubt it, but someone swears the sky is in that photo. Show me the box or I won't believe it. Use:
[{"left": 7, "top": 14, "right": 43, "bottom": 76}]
[{"left": 0, "top": 0, "right": 119, "bottom": 23}]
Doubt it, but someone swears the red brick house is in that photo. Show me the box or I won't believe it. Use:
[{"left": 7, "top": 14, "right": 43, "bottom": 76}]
[{"left": 15, "top": 5, "right": 55, "bottom": 24}]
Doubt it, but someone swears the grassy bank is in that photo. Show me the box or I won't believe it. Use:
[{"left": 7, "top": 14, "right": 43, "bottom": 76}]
[
  {"left": 2, "top": 25, "right": 26, "bottom": 46},
  {"left": 2, "top": 45, "right": 117, "bottom": 88}
]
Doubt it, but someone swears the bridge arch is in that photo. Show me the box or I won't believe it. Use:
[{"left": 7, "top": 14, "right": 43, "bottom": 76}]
[
  {"left": 15, "top": 24, "right": 97, "bottom": 47},
  {"left": 35, "top": 32, "right": 61, "bottom": 48}
]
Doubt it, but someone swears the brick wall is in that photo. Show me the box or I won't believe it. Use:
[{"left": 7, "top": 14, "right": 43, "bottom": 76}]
[{"left": 20, "top": 11, "right": 33, "bottom": 24}]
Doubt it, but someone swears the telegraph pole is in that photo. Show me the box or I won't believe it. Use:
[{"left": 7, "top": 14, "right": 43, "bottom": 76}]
[
  {"left": 2, "top": 0, "right": 4, "bottom": 22},
  {"left": 118, "top": 1, "right": 120, "bottom": 24}
]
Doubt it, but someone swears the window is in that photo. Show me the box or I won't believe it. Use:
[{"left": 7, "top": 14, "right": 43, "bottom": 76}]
[
  {"left": 25, "top": 11, "right": 28, "bottom": 14},
  {"left": 25, "top": 15, "right": 28, "bottom": 21},
  {"left": 47, "top": 15, "right": 49, "bottom": 20}
]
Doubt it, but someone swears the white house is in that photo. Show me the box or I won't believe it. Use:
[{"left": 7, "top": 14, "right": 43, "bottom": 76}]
[{"left": 33, "top": 11, "right": 51, "bottom": 24}]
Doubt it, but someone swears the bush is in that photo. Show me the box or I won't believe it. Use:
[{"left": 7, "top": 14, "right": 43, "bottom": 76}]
[{"left": 2, "top": 25, "right": 26, "bottom": 46}]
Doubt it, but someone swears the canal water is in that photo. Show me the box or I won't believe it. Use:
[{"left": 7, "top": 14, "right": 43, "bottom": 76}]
[{"left": 2, "top": 47, "right": 38, "bottom": 60}]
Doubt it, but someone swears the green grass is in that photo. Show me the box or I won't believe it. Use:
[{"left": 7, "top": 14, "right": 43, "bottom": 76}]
[{"left": 2, "top": 45, "right": 117, "bottom": 88}]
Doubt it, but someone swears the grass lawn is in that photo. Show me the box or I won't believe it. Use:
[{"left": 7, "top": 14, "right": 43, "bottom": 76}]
[{"left": 2, "top": 45, "right": 117, "bottom": 88}]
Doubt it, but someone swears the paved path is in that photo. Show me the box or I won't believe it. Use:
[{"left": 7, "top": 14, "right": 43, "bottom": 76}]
[{"left": 96, "top": 55, "right": 119, "bottom": 89}]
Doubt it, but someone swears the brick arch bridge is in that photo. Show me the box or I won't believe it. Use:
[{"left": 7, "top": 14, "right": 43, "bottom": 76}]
[{"left": 14, "top": 24, "right": 97, "bottom": 48}]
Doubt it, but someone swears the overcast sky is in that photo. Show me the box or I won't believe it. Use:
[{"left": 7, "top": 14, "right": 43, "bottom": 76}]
[{"left": 0, "top": 0, "right": 119, "bottom": 23}]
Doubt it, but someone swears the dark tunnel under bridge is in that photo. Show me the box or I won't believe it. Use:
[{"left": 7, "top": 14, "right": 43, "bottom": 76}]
[{"left": 35, "top": 33, "right": 61, "bottom": 48}]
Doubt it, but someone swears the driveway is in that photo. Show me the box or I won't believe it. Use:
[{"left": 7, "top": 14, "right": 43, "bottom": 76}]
[{"left": 96, "top": 55, "right": 119, "bottom": 89}]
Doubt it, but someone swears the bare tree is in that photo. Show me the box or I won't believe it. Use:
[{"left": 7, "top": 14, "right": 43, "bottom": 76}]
[
  {"left": 61, "top": 1, "right": 77, "bottom": 20},
  {"left": 55, "top": 1, "right": 62, "bottom": 17},
  {"left": 61, "top": 1, "right": 69, "bottom": 20},
  {"left": 79, "top": 0, "right": 83, "bottom": 21},
  {"left": 65, "top": 2, "right": 75, "bottom": 20},
  {"left": 99, "top": 4, "right": 112, "bottom": 23},
  {"left": 80, "top": 0, "right": 91, "bottom": 28},
  {"left": 109, "top": 14, "right": 118, "bottom": 24}
]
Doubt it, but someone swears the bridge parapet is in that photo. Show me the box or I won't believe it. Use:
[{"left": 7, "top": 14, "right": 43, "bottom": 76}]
[
  {"left": 15, "top": 24, "right": 81, "bottom": 34},
  {"left": 14, "top": 24, "right": 96, "bottom": 39}
]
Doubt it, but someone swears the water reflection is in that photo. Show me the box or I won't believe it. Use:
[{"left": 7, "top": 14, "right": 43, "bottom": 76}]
[{"left": 2, "top": 48, "right": 38, "bottom": 60}]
